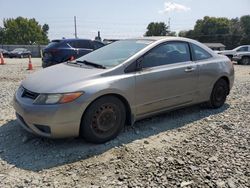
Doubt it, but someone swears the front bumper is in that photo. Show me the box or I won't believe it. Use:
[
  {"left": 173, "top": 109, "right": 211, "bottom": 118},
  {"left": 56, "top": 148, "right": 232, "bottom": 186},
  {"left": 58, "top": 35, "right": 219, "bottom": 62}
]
[{"left": 13, "top": 88, "right": 88, "bottom": 138}]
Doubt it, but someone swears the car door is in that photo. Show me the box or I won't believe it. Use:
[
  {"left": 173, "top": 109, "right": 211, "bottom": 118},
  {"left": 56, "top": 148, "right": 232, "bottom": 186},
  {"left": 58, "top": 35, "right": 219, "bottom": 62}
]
[
  {"left": 135, "top": 41, "right": 198, "bottom": 116},
  {"left": 189, "top": 43, "right": 219, "bottom": 102}
]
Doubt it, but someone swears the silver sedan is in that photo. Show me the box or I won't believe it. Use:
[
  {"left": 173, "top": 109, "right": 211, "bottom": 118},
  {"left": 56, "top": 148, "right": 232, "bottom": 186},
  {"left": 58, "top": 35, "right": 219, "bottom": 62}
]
[{"left": 13, "top": 37, "right": 234, "bottom": 143}]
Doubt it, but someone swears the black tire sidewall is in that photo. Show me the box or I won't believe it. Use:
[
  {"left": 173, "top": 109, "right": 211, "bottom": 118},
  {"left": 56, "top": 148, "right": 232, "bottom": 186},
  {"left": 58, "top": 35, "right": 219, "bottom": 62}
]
[
  {"left": 80, "top": 96, "right": 126, "bottom": 143},
  {"left": 210, "top": 79, "right": 229, "bottom": 108},
  {"left": 242, "top": 57, "right": 250, "bottom": 65}
]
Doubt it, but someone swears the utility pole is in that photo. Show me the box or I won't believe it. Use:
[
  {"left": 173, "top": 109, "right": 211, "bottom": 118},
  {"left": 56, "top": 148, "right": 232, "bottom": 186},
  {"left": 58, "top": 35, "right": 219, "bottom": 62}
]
[
  {"left": 74, "top": 16, "right": 77, "bottom": 38},
  {"left": 168, "top": 18, "right": 171, "bottom": 31}
]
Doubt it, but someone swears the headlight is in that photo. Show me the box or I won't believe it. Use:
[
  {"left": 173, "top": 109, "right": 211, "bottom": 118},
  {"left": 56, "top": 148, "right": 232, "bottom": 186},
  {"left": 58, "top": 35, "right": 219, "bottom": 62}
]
[{"left": 33, "top": 92, "right": 83, "bottom": 105}]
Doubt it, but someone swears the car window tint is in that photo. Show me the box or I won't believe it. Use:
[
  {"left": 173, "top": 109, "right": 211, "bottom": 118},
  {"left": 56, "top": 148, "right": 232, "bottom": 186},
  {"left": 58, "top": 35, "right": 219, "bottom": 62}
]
[
  {"left": 192, "top": 44, "right": 212, "bottom": 61},
  {"left": 141, "top": 42, "right": 191, "bottom": 68},
  {"left": 78, "top": 40, "right": 153, "bottom": 68},
  {"left": 46, "top": 41, "right": 61, "bottom": 48},
  {"left": 236, "top": 47, "right": 248, "bottom": 52},
  {"left": 78, "top": 40, "right": 92, "bottom": 49},
  {"left": 67, "top": 41, "right": 78, "bottom": 48},
  {"left": 93, "top": 41, "right": 104, "bottom": 49},
  {"left": 67, "top": 40, "right": 92, "bottom": 49}
]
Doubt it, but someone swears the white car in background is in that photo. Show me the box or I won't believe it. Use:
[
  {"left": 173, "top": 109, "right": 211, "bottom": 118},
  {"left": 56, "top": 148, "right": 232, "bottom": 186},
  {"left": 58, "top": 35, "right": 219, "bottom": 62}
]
[
  {"left": 233, "top": 52, "right": 250, "bottom": 65},
  {"left": 217, "top": 45, "right": 250, "bottom": 60}
]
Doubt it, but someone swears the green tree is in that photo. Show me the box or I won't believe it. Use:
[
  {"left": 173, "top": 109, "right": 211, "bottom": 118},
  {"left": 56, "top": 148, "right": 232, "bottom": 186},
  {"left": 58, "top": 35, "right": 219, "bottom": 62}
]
[
  {"left": 145, "top": 22, "right": 175, "bottom": 36},
  {"left": 240, "top": 15, "right": 250, "bottom": 44},
  {"left": 2, "top": 17, "right": 49, "bottom": 45},
  {"left": 0, "top": 26, "right": 4, "bottom": 44},
  {"left": 179, "top": 15, "right": 250, "bottom": 49},
  {"left": 42, "top": 24, "right": 49, "bottom": 34}
]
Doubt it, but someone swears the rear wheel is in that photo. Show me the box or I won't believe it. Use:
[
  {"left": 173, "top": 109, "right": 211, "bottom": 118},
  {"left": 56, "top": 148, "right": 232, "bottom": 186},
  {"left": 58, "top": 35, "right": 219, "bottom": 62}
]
[
  {"left": 80, "top": 96, "right": 126, "bottom": 143},
  {"left": 207, "top": 79, "right": 229, "bottom": 109},
  {"left": 241, "top": 57, "right": 250, "bottom": 65}
]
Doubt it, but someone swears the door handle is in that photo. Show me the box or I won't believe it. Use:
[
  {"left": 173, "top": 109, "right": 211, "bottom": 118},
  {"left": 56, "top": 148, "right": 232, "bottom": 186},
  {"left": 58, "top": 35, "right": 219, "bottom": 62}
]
[{"left": 185, "top": 66, "right": 195, "bottom": 72}]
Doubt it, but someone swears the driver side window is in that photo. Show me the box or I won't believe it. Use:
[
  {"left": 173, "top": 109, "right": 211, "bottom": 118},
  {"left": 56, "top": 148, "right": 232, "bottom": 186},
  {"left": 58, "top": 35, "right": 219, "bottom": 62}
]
[{"left": 141, "top": 42, "right": 191, "bottom": 69}]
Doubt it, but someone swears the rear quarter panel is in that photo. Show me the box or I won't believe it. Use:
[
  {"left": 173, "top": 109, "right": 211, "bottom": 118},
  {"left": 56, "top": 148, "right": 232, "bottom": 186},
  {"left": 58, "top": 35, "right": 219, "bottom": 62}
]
[{"left": 196, "top": 55, "right": 234, "bottom": 103}]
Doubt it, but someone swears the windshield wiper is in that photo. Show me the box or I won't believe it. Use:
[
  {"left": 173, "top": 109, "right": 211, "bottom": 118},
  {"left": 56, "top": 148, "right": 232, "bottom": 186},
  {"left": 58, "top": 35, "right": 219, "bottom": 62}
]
[{"left": 76, "top": 60, "right": 106, "bottom": 69}]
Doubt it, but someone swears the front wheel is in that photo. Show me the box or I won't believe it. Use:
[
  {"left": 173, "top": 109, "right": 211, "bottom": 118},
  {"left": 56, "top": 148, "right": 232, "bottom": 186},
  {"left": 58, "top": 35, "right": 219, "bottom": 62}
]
[
  {"left": 207, "top": 79, "right": 229, "bottom": 109},
  {"left": 80, "top": 96, "right": 126, "bottom": 143},
  {"left": 241, "top": 57, "right": 250, "bottom": 65}
]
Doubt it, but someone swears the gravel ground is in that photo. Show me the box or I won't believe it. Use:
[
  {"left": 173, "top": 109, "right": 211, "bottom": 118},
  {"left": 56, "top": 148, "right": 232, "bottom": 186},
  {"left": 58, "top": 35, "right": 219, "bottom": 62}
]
[{"left": 0, "top": 59, "right": 249, "bottom": 188}]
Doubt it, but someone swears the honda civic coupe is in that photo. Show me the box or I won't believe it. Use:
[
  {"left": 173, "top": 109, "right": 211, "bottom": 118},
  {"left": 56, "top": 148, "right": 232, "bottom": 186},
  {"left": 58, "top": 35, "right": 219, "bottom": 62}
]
[{"left": 13, "top": 37, "right": 234, "bottom": 143}]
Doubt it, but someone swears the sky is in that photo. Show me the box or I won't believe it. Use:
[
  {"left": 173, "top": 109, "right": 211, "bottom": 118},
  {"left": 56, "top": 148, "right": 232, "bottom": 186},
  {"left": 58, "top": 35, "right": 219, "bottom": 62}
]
[{"left": 0, "top": 0, "right": 249, "bottom": 40}]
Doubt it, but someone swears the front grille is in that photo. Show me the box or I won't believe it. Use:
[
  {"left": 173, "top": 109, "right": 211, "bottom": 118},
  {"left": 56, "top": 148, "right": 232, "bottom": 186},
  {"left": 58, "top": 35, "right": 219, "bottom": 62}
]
[{"left": 21, "top": 88, "right": 39, "bottom": 100}]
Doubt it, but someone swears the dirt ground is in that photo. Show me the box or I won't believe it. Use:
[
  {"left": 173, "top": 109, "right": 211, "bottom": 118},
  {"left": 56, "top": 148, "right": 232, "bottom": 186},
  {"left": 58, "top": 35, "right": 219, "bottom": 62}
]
[{"left": 0, "top": 58, "right": 249, "bottom": 188}]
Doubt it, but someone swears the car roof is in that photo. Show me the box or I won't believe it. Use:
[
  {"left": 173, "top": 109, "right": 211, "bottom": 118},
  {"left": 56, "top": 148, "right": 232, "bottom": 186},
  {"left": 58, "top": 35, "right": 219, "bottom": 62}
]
[
  {"left": 51, "top": 38, "right": 99, "bottom": 42},
  {"left": 125, "top": 36, "right": 206, "bottom": 46},
  {"left": 126, "top": 36, "right": 217, "bottom": 56},
  {"left": 128, "top": 36, "right": 199, "bottom": 42},
  {"left": 130, "top": 36, "right": 174, "bottom": 41}
]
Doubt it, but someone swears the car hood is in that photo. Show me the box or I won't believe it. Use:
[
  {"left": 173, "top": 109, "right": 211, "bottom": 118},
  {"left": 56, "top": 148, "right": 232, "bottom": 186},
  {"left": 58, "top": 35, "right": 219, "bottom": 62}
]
[{"left": 22, "top": 63, "right": 106, "bottom": 93}]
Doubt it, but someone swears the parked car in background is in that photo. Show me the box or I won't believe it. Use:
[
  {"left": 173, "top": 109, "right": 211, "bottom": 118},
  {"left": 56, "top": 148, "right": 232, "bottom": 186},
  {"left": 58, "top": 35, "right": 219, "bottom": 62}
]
[
  {"left": 42, "top": 38, "right": 105, "bottom": 68},
  {"left": 0, "top": 48, "right": 9, "bottom": 57},
  {"left": 233, "top": 52, "right": 250, "bottom": 65},
  {"left": 217, "top": 45, "right": 250, "bottom": 60},
  {"left": 8, "top": 48, "right": 31, "bottom": 58},
  {"left": 14, "top": 37, "right": 234, "bottom": 143}
]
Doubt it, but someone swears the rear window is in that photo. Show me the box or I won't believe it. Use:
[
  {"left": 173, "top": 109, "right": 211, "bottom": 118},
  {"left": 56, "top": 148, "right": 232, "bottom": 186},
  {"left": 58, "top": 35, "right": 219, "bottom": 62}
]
[
  {"left": 93, "top": 41, "right": 105, "bottom": 49},
  {"left": 46, "top": 40, "right": 61, "bottom": 48},
  {"left": 68, "top": 40, "right": 92, "bottom": 49},
  {"left": 191, "top": 44, "right": 212, "bottom": 61}
]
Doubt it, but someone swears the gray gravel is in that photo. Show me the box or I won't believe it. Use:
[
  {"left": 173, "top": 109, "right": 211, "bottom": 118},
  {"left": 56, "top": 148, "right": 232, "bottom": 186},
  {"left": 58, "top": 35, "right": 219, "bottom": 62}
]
[{"left": 0, "top": 59, "right": 249, "bottom": 188}]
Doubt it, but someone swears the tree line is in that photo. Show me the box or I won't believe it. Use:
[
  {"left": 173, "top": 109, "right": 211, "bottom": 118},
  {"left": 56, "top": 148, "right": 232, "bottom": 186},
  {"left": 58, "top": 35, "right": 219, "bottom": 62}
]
[{"left": 145, "top": 15, "right": 250, "bottom": 50}]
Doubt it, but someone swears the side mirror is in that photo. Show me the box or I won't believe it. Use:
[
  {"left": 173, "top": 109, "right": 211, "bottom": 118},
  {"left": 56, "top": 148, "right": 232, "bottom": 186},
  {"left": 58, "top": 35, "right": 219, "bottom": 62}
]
[
  {"left": 124, "top": 57, "right": 144, "bottom": 73},
  {"left": 136, "top": 57, "right": 143, "bottom": 71}
]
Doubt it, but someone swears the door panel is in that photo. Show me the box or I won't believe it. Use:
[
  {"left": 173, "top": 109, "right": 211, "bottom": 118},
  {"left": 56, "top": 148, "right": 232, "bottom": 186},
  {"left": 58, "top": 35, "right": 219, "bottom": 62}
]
[
  {"left": 135, "top": 62, "right": 198, "bottom": 115},
  {"left": 134, "top": 41, "right": 198, "bottom": 115}
]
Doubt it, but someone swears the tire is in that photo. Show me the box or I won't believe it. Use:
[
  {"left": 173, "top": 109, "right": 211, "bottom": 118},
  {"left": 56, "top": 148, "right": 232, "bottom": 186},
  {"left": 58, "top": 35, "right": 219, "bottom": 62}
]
[
  {"left": 241, "top": 57, "right": 250, "bottom": 65},
  {"left": 207, "top": 79, "right": 229, "bottom": 109},
  {"left": 80, "top": 96, "right": 126, "bottom": 144}
]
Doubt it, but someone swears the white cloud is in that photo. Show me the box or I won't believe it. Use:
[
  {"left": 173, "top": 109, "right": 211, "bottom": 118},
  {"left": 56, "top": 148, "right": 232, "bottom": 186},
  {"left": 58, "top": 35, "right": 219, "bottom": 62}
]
[{"left": 160, "top": 2, "right": 191, "bottom": 14}]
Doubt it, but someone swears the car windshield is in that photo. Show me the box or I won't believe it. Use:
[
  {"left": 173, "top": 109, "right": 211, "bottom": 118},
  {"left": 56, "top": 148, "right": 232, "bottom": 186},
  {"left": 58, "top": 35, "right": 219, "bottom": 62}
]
[{"left": 77, "top": 39, "right": 154, "bottom": 68}]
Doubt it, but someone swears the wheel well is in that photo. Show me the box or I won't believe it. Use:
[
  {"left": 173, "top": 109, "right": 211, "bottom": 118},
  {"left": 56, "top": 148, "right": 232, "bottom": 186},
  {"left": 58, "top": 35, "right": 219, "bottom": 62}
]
[
  {"left": 218, "top": 76, "right": 230, "bottom": 95},
  {"left": 82, "top": 94, "right": 132, "bottom": 126}
]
